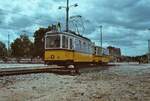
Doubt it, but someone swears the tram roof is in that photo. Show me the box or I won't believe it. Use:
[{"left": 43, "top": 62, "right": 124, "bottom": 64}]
[{"left": 46, "top": 30, "right": 91, "bottom": 42}]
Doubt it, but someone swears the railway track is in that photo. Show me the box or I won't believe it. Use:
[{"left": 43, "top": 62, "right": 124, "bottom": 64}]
[
  {"left": 0, "top": 67, "right": 79, "bottom": 76},
  {"left": 0, "top": 64, "right": 115, "bottom": 77}
]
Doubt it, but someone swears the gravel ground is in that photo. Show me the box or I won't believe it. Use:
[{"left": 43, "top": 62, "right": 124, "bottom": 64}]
[
  {"left": 0, "top": 63, "right": 150, "bottom": 101},
  {"left": 0, "top": 64, "right": 46, "bottom": 69}
]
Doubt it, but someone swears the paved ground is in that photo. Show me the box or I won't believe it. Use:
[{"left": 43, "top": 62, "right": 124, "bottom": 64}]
[{"left": 0, "top": 63, "right": 150, "bottom": 101}]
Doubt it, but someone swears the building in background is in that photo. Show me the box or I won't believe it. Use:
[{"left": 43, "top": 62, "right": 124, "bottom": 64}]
[{"left": 107, "top": 46, "right": 121, "bottom": 62}]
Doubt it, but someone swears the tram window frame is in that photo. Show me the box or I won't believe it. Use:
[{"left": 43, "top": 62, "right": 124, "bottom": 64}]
[
  {"left": 45, "top": 35, "right": 60, "bottom": 49},
  {"left": 79, "top": 40, "right": 81, "bottom": 50},
  {"left": 97, "top": 47, "right": 100, "bottom": 55},
  {"left": 74, "top": 38, "right": 82, "bottom": 51},
  {"left": 95, "top": 47, "right": 97, "bottom": 55},
  {"left": 62, "top": 35, "right": 68, "bottom": 49},
  {"left": 69, "top": 38, "right": 73, "bottom": 50},
  {"left": 83, "top": 41, "right": 88, "bottom": 52},
  {"left": 87, "top": 42, "right": 91, "bottom": 53},
  {"left": 89, "top": 44, "right": 93, "bottom": 54},
  {"left": 75, "top": 38, "right": 79, "bottom": 50},
  {"left": 87, "top": 43, "right": 90, "bottom": 53},
  {"left": 74, "top": 37, "right": 93, "bottom": 53},
  {"left": 86, "top": 42, "right": 89, "bottom": 53}
]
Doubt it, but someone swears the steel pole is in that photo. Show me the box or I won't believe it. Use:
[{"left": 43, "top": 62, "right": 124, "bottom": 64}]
[
  {"left": 66, "top": 0, "right": 69, "bottom": 32},
  {"left": 148, "top": 40, "right": 150, "bottom": 63},
  {"left": 100, "top": 25, "right": 103, "bottom": 55},
  {"left": 7, "top": 34, "right": 10, "bottom": 57}
]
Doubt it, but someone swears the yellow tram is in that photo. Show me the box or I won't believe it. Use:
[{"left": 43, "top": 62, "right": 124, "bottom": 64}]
[{"left": 44, "top": 31, "right": 111, "bottom": 66}]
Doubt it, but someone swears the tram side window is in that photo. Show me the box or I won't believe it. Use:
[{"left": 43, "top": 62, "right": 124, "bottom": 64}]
[
  {"left": 46, "top": 37, "right": 50, "bottom": 48},
  {"left": 88, "top": 43, "right": 92, "bottom": 53},
  {"left": 46, "top": 35, "right": 60, "bottom": 48},
  {"left": 79, "top": 40, "right": 81, "bottom": 50},
  {"left": 74, "top": 39, "right": 81, "bottom": 51},
  {"left": 99, "top": 48, "right": 102, "bottom": 55},
  {"left": 91, "top": 46, "right": 95, "bottom": 54},
  {"left": 95, "top": 47, "right": 97, "bottom": 55},
  {"left": 62, "top": 36, "right": 68, "bottom": 48},
  {"left": 75, "top": 39, "right": 79, "bottom": 50},
  {"left": 70, "top": 38, "right": 73, "bottom": 49},
  {"left": 83, "top": 42, "right": 87, "bottom": 52},
  {"left": 85, "top": 42, "right": 89, "bottom": 53}
]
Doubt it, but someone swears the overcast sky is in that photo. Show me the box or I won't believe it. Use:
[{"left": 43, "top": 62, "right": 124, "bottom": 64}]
[{"left": 0, "top": 0, "right": 150, "bottom": 56}]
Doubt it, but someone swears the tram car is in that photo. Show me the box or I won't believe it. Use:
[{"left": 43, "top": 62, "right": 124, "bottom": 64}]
[
  {"left": 44, "top": 31, "right": 111, "bottom": 67},
  {"left": 93, "top": 46, "right": 110, "bottom": 64}
]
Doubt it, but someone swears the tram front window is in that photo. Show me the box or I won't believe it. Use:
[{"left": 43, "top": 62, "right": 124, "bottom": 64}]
[{"left": 46, "top": 35, "right": 60, "bottom": 48}]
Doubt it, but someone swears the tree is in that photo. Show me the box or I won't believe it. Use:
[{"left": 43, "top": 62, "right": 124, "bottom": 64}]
[
  {"left": 0, "top": 41, "right": 7, "bottom": 58},
  {"left": 11, "top": 34, "right": 33, "bottom": 58},
  {"left": 33, "top": 26, "right": 52, "bottom": 58}
]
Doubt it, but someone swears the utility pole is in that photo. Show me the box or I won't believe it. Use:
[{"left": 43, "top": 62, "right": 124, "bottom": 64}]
[
  {"left": 98, "top": 25, "right": 103, "bottom": 55},
  {"left": 7, "top": 34, "right": 10, "bottom": 56},
  {"left": 100, "top": 25, "right": 103, "bottom": 49},
  {"left": 147, "top": 28, "right": 150, "bottom": 63},
  {"left": 148, "top": 40, "right": 150, "bottom": 63},
  {"left": 66, "top": 0, "right": 69, "bottom": 32},
  {"left": 59, "top": 0, "right": 78, "bottom": 32}
]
